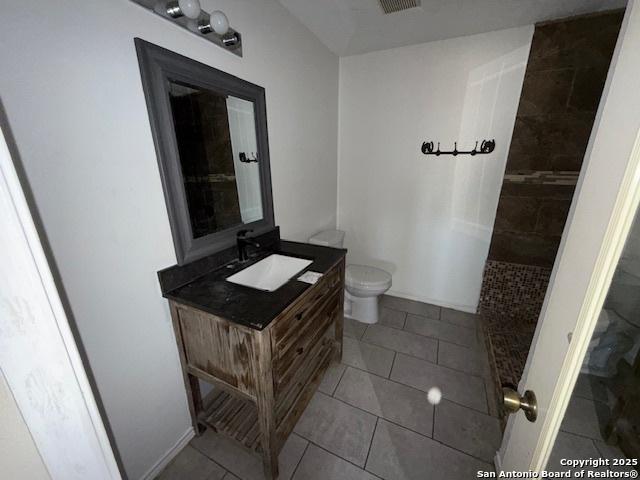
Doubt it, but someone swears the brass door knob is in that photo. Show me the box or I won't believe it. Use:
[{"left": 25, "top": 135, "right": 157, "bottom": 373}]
[{"left": 502, "top": 388, "right": 538, "bottom": 422}]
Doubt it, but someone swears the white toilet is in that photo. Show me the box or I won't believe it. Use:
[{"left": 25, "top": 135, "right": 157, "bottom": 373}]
[{"left": 308, "top": 230, "right": 392, "bottom": 324}]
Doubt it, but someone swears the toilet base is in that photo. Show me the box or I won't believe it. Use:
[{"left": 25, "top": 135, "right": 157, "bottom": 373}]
[{"left": 344, "top": 292, "right": 380, "bottom": 324}]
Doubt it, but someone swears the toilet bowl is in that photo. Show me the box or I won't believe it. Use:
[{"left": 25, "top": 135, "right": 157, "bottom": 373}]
[{"left": 308, "top": 230, "right": 392, "bottom": 324}]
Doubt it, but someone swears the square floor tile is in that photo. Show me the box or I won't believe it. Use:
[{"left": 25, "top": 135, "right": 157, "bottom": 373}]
[
  {"left": 547, "top": 431, "right": 600, "bottom": 473},
  {"left": 593, "top": 441, "right": 637, "bottom": 472},
  {"left": 440, "top": 308, "right": 479, "bottom": 329},
  {"left": 318, "top": 362, "right": 347, "bottom": 395},
  {"left": 292, "top": 444, "right": 378, "bottom": 480},
  {"left": 561, "top": 396, "right": 610, "bottom": 441},
  {"left": 335, "top": 367, "right": 434, "bottom": 437},
  {"left": 158, "top": 445, "right": 227, "bottom": 480},
  {"left": 191, "top": 430, "right": 307, "bottom": 480},
  {"left": 434, "top": 400, "right": 501, "bottom": 462},
  {"left": 362, "top": 324, "right": 437, "bottom": 363},
  {"left": 342, "top": 336, "right": 396, "bottom": 377},
  {"left": 573, "top": 374, "right": 615, "bottom": 406},
  {"left": 294, "top": 392, "right": 377, "bottom": 467},
  {"left": 380, "top": 295, "right": 440, "bottom": 319},
  {"left": 379, "top": 307, "right": 407, "bottom": 329},
  {"left": 405, "top": 315, "right": 477, "bottom": 348},
  {"left": 366, "top": 419, "right": 490, "bottom": 480},
  {"left": 391, "top": 353, "right": 488, "bottom": 413},
  {"left": 437, "top": 341, "right": 487, "bottom": 377},
  {"left": 344, "top": 318, "right": 367, "bottom": 340}
]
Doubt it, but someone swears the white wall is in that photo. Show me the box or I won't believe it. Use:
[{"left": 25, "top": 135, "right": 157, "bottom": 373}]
[
  {"left": 338, "top": 27, "right": 533, "bottom": 311},
  {"left": 0, "top": 372, "right": 50, "bottom": 480},
  {"left": 0, "top": 1, "right": 338, "bottom": 478}
]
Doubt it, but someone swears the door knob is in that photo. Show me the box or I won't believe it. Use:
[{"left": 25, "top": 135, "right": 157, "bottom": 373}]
[{"left": 502, "top": 388, "right": 538, "bottom": 422}]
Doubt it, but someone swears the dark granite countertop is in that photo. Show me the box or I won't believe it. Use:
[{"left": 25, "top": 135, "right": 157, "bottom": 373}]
[{"left": 162, "top": 240, "right": 346, "bottom": 330}]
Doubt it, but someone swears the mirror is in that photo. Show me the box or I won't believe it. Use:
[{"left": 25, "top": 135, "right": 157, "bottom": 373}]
[
  {"left": 168, "top": 81, "right": 263, "bottom": 237},
  {"left": 135, "top": 39, "right": 274, "bottom": 264}
]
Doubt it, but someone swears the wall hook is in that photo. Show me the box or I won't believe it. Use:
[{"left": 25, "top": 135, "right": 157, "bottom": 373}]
[{"left": 421, "top": 139, "right": 495, "bottom": 156}]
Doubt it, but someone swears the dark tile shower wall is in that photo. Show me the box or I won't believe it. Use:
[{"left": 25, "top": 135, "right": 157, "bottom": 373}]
[{"left": 480, "top": 11, "right": 624, "bottom": 396}]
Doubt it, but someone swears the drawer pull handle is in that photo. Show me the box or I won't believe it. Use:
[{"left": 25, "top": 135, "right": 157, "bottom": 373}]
[{"left": 296, "top": 347, "right": 304, "bottom": 355}]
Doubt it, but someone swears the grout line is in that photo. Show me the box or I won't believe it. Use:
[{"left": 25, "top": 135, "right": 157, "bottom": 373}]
[
  {"left": 432, "top": 403, "right": 436, "bottom": 439},
  {"left": 557, "top": 427, "right": 607, "bottom": 444},
  {"left": 190, "top": 443, "right": 240, "bottom": 479},
  {"left": 436, "top": 340, "right": 440, "bottom": 364},
  {"left": 289, "top": 440, "right": 310, "bottom": 480},
  {"left": 348, "top": 335, "right": 487, "bottom": 381},
  {"left": 388, "top": 352, "right": 397, "bottom": 378},
  {"left": 399, "top": 322, "right": 478, "bottom": 349},
  {"left": 331, "top": 365, "right": 348, "bottom": 397},
  {"left": 304, "top": 441, "right": 385, "bottom": 480},
  {"left": 375, "top": 417, "right": 494, "bottom": 467},
  {"left": 400, "top": 311, "right": 407, "bottom": 329},
  {"left": 339, "top": 362, "right": 491, "bottom": 416},
  {"left": 364, "top": 417, "right": 379, "bottom": 469},
  {"left": 382, "top": 304, "right": 441, "bottom": 322}
]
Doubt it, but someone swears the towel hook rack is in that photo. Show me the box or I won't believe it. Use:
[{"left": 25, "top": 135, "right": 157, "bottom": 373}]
[{"left": 421, "top": 139, "right": 495, "bottom": 156}]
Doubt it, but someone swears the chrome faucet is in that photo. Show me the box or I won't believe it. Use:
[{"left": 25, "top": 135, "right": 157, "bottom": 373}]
[{"left": 237, "top": 229, "right": 261, "bottom": 262}]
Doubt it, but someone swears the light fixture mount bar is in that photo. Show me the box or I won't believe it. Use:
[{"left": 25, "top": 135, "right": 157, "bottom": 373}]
[{"left": 130, "top": 0, "right": 243, "bottom": 57}]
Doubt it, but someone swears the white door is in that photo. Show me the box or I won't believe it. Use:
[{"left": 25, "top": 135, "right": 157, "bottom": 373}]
[
  {"left": 498, "top": 1, "right": 640, "bottom": 472},
  {"left": 0, "top": 120, "right": 122, "bottom": 479}
]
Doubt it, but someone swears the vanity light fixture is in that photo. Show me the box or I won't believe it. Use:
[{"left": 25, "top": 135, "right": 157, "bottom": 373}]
[
  {"left": 133, "top": 0, "right": 242, "bottom": 57},
  {"left": 165, "top": 0, "right": 201, "bottom": 19}
]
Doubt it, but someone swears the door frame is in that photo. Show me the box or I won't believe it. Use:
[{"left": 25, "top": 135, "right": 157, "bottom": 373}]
[
  {"left": 498, "top": 0, "right": 640, "bottom": 471},
  {"left": 0, "top": 119, "right": 122, "bottom": 479}
]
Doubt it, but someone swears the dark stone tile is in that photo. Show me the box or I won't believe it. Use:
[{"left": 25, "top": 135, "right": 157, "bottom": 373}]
[
  {"left": 499, "top": 182, "right": 575, "bottom": 199},
  {"left": 508, "top": 113, "right": 596, "bottom": 159},
  {"left": 568, "top": 66, "right": 609, "bottom": 113},
  {"left": 535, "top": 198, "right": 572, "bottom": 236},
  {"left": 504, "top": 152, "right": 552, "bottom": 172},
  {"left": 494, "top": 196, "right": 539, "bottom": 234},
  {"left": 487, "top": 232, "right": 561, "bottom": 267},
  {"left": 550, "top": 154, "right": 584, "bottom": 172},
  {"left": 527, "top": 11, "right": 624, "bottom": 72},
  {"left": 518, "top": 68, "right": 574, "bottom": 117}
]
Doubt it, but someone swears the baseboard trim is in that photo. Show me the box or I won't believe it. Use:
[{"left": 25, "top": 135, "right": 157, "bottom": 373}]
[
  {"left": 139, "top": 426, "right": 195, "bottom": 480},
  {"left": 385, "top": 289, "right": 478, "bottom": 314}
]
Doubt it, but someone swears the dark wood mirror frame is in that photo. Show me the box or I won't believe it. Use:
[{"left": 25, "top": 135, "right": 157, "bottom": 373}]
[{"left": 135, "top": 38, "right": 275, "bottom": 265}]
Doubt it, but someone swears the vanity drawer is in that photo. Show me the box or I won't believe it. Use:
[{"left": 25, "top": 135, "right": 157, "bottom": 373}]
[
  {"left": 274, "top": 290, "right": 340, "bottom": 391},
  {"left": 272, "top": 261, "right": 343, "bottom": 350},
  {"left": 275, "top": 326, "right": 336, "bottom": 427}
]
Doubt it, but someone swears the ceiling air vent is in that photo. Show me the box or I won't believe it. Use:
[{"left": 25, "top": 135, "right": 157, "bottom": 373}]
[{"left": 379, "top": 0, "right": 421, "bottom": 14}]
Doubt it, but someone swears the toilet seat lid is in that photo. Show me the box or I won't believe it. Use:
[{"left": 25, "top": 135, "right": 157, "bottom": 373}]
[{"left": 346, "top": 264, "right": 392, "bottom": 290}]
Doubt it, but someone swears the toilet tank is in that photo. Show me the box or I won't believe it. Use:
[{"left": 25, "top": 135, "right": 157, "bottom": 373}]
[{"left": 308, "top": 229, "right": 345, "bottom": 248}]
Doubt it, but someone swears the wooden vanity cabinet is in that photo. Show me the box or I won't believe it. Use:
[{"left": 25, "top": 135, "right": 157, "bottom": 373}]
[{"left": 169, "top": 258, "right": 345, "bottom": 480}]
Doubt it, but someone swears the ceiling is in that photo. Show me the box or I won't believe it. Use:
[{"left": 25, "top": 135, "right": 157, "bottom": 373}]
[{"left": 278, "top": 0, "right": 626, "bottom": 56}]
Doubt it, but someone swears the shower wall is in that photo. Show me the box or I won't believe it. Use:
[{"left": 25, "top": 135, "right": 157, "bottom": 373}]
[{"left": 479, "top": 10, "right": 624, "bottom": 389}]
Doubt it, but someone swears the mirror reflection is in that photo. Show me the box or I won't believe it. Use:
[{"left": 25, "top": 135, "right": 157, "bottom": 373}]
[{"left": 168, "top": 80, "right": 263, "bottom": 239}]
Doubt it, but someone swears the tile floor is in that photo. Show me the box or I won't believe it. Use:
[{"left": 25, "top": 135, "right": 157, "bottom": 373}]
[
  {"left": 547, "top": 373, "right": 635, "bottom": 475},
  {"left": 158, "top": 295, "right": 502, "bottom": 480}
]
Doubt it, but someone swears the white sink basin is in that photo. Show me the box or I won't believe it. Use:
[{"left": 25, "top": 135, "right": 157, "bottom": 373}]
[{"left": 226, "top": 254, "right": 313, "bottom": 292}]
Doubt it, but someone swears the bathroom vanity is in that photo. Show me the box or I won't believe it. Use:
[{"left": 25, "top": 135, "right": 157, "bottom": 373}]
[
  {"left": 159, "top": 232, "right": 346, "bottom": 480},
  {"left": 137, "top": 39, "right": 346, "bottom": 479}
]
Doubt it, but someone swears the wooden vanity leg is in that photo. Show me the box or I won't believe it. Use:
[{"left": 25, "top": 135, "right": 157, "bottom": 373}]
[
  {"left": 253, "top": 332, "right": 279, "bottom": 480},
  {"left": 169, "top": 302, "right": 205, "bottom": 435}
]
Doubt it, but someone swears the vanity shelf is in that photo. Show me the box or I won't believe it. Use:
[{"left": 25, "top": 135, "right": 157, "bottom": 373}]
[
  {"left": 168, "top": 254, "right": 345, "bottom": 480},
  {"left": 201, "top": 390, "right": 262, "bottom": 452}
]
